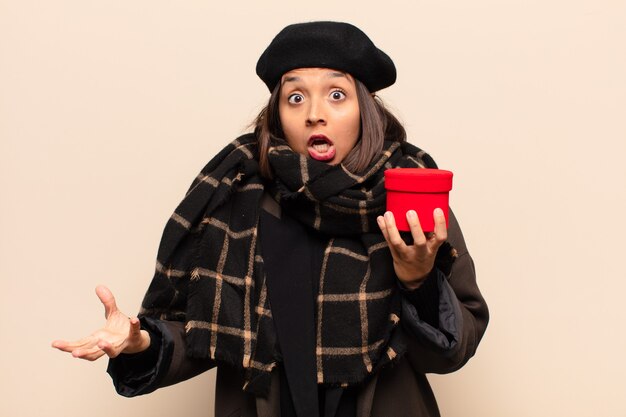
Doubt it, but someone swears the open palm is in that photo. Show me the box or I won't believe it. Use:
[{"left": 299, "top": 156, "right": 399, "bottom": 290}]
[{"left": 51, "top": 286, "right": 150, "bottom": 361}]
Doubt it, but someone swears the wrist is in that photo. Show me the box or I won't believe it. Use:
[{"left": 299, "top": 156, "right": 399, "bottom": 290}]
[
  {"left": 138, "top": 330, "right": 151, "bottom": 352},
  {"left": 398, "top": 266, "right": 437, "bottom": 290},
  {"left": 398, "top": 273, "right": 428, "bottom": 291}
]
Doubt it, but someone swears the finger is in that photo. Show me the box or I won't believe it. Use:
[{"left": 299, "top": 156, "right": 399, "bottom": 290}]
[
  {"left": 406, "top": 210, "right": 428, "bottom": 247},
  {"left": 51, "top": 336, "right": 97, "bottom": 352},
  {"left": 71, "top": 345, "right": 106, "bottom": 361},
  {"left": 51, "top": 340, "right": 73, "bottom": 352},
  {"left": 377, "top": 215, "right": 389, "bottom": 240},
  {"left": 52, "top": 339, "right": 70, "bottom": 349},
  {"left": 96, "top": 285, "right": 118, "bottom": 319},
  {"left": 377, "top": 215, "right": 403, "bottom": 260},
  {"left": 74, "top": 347, "right": 106, "bottom": 362},
  {"left": 376, "top": 216, "right": 391, "bottom": 252},
  {"left": 431, "top": 208, "right": 448, "bottom": 249},
  {"left": 381, "top": 212, "right": 408, "bottom": 254},
  {"left": 129, "top": 317, "right": 141, "bottom": 340},
  {"left": 82, "top": 350, "right": 106, "bottom": 361},
  {"left": 97, "top": 339, "right": 122, "bottom": 358}
]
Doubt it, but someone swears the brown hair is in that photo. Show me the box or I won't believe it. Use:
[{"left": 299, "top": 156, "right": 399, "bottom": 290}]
[{"left": 253, "top": 78, "right": 406, "bottom": 178}]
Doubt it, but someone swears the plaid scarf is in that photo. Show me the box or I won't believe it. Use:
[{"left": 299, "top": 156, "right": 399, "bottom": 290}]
[{"left": 139, "top": 133, "right": 439, "bottom": 395}]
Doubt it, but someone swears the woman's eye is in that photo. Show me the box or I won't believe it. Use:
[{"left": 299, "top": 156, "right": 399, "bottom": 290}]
[
  {"left": 288, "top": 94, "right": 304, "bottom": 104},
  {"left": 330, "top": 90, "right": 346, "bottom": 100}
]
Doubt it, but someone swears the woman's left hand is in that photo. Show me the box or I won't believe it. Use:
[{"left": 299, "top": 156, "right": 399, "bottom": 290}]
[{"left": 377, "top": 208, "right": 447, "bottom": 290}]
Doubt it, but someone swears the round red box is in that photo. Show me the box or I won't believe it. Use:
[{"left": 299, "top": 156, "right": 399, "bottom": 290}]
[{"left": 384, "top": 168, "right": 453, "bottom": 232}]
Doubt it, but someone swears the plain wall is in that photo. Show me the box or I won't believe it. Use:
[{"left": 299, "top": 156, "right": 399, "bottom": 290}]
[{"left": 2, "top": 1, "right": 625, "bottom": 416}]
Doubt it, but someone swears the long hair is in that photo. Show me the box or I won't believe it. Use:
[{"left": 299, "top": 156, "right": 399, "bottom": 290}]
[{"left": 253, "top": 78, "right": 406, "bottom": 178}]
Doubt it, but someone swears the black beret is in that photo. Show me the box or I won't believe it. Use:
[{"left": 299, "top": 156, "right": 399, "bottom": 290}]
[{"left": 256, "top": 21, "right": 396, "bottom": 93}]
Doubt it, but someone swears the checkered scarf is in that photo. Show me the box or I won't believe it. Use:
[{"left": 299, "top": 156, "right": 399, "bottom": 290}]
[{"left": 139, "top": 133, "right": 438, "bottom": 395}]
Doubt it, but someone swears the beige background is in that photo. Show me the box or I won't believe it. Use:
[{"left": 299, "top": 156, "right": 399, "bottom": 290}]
[{"left": 2, "top": 0, "right": 625, "bottom": 416}]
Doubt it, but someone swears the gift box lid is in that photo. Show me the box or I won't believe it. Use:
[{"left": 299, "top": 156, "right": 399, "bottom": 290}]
[{"left": 384, "top": 168, "right": 453, "bottom": 193}]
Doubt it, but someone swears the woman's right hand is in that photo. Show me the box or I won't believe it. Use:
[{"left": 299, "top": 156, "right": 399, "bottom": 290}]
[{"left": 51, "top": 285, "right": 151, "bottom": 361}]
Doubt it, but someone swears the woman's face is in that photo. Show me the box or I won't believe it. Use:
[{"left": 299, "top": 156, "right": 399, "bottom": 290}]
[{"left": 278, "top": 67, "right": 360, "bottom": 165}]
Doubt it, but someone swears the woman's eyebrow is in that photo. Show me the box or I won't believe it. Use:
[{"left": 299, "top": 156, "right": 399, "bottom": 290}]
[
  {"left": 326, "top": 72, "right": 346, "bottom": 79},
  {"left": 282, "top": 72, "right": 347, "bottom": 85},
  {"left": 282, "top": 76, "right": 300, "bottom": 85}
]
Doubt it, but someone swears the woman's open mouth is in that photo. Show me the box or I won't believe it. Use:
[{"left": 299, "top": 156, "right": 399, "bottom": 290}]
[{"left": 307, "top": 134, "right": 336, "bottom": 162}]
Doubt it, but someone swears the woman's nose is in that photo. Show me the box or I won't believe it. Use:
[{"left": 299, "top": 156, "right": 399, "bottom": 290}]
[{"left": 306, "top": 99, "right": 326, "bottom": 126}]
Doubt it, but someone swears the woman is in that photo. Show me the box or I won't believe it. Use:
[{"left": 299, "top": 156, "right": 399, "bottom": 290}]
[{"left": 53, "top": 21, "right": 489, "bottom": 417}]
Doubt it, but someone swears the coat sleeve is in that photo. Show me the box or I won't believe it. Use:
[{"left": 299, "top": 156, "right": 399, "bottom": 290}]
[
  {"left": 400, "top": 210, "right": 489, "bottom": 374},
  {"left": 107, "top": 317, "right": 215, "bottom": 397}
]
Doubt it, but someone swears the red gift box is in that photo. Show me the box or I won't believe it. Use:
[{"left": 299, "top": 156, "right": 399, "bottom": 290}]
[{"left": 384, "top": 168, "right": 453, "bottom": 232}]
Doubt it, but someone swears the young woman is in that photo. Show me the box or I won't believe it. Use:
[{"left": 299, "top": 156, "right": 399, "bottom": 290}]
[{"left": 53, "top": 21, "right": 489, "bottom": 417}]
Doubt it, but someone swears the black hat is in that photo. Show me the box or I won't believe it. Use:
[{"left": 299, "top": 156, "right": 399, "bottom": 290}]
[{"left": 256, "top": 21, "right": 396, "bottom": 93}]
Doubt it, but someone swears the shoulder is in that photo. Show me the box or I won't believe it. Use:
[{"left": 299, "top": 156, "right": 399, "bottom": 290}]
[{"left": 386, "top": 140, "right": 438, "bottom": 169}]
